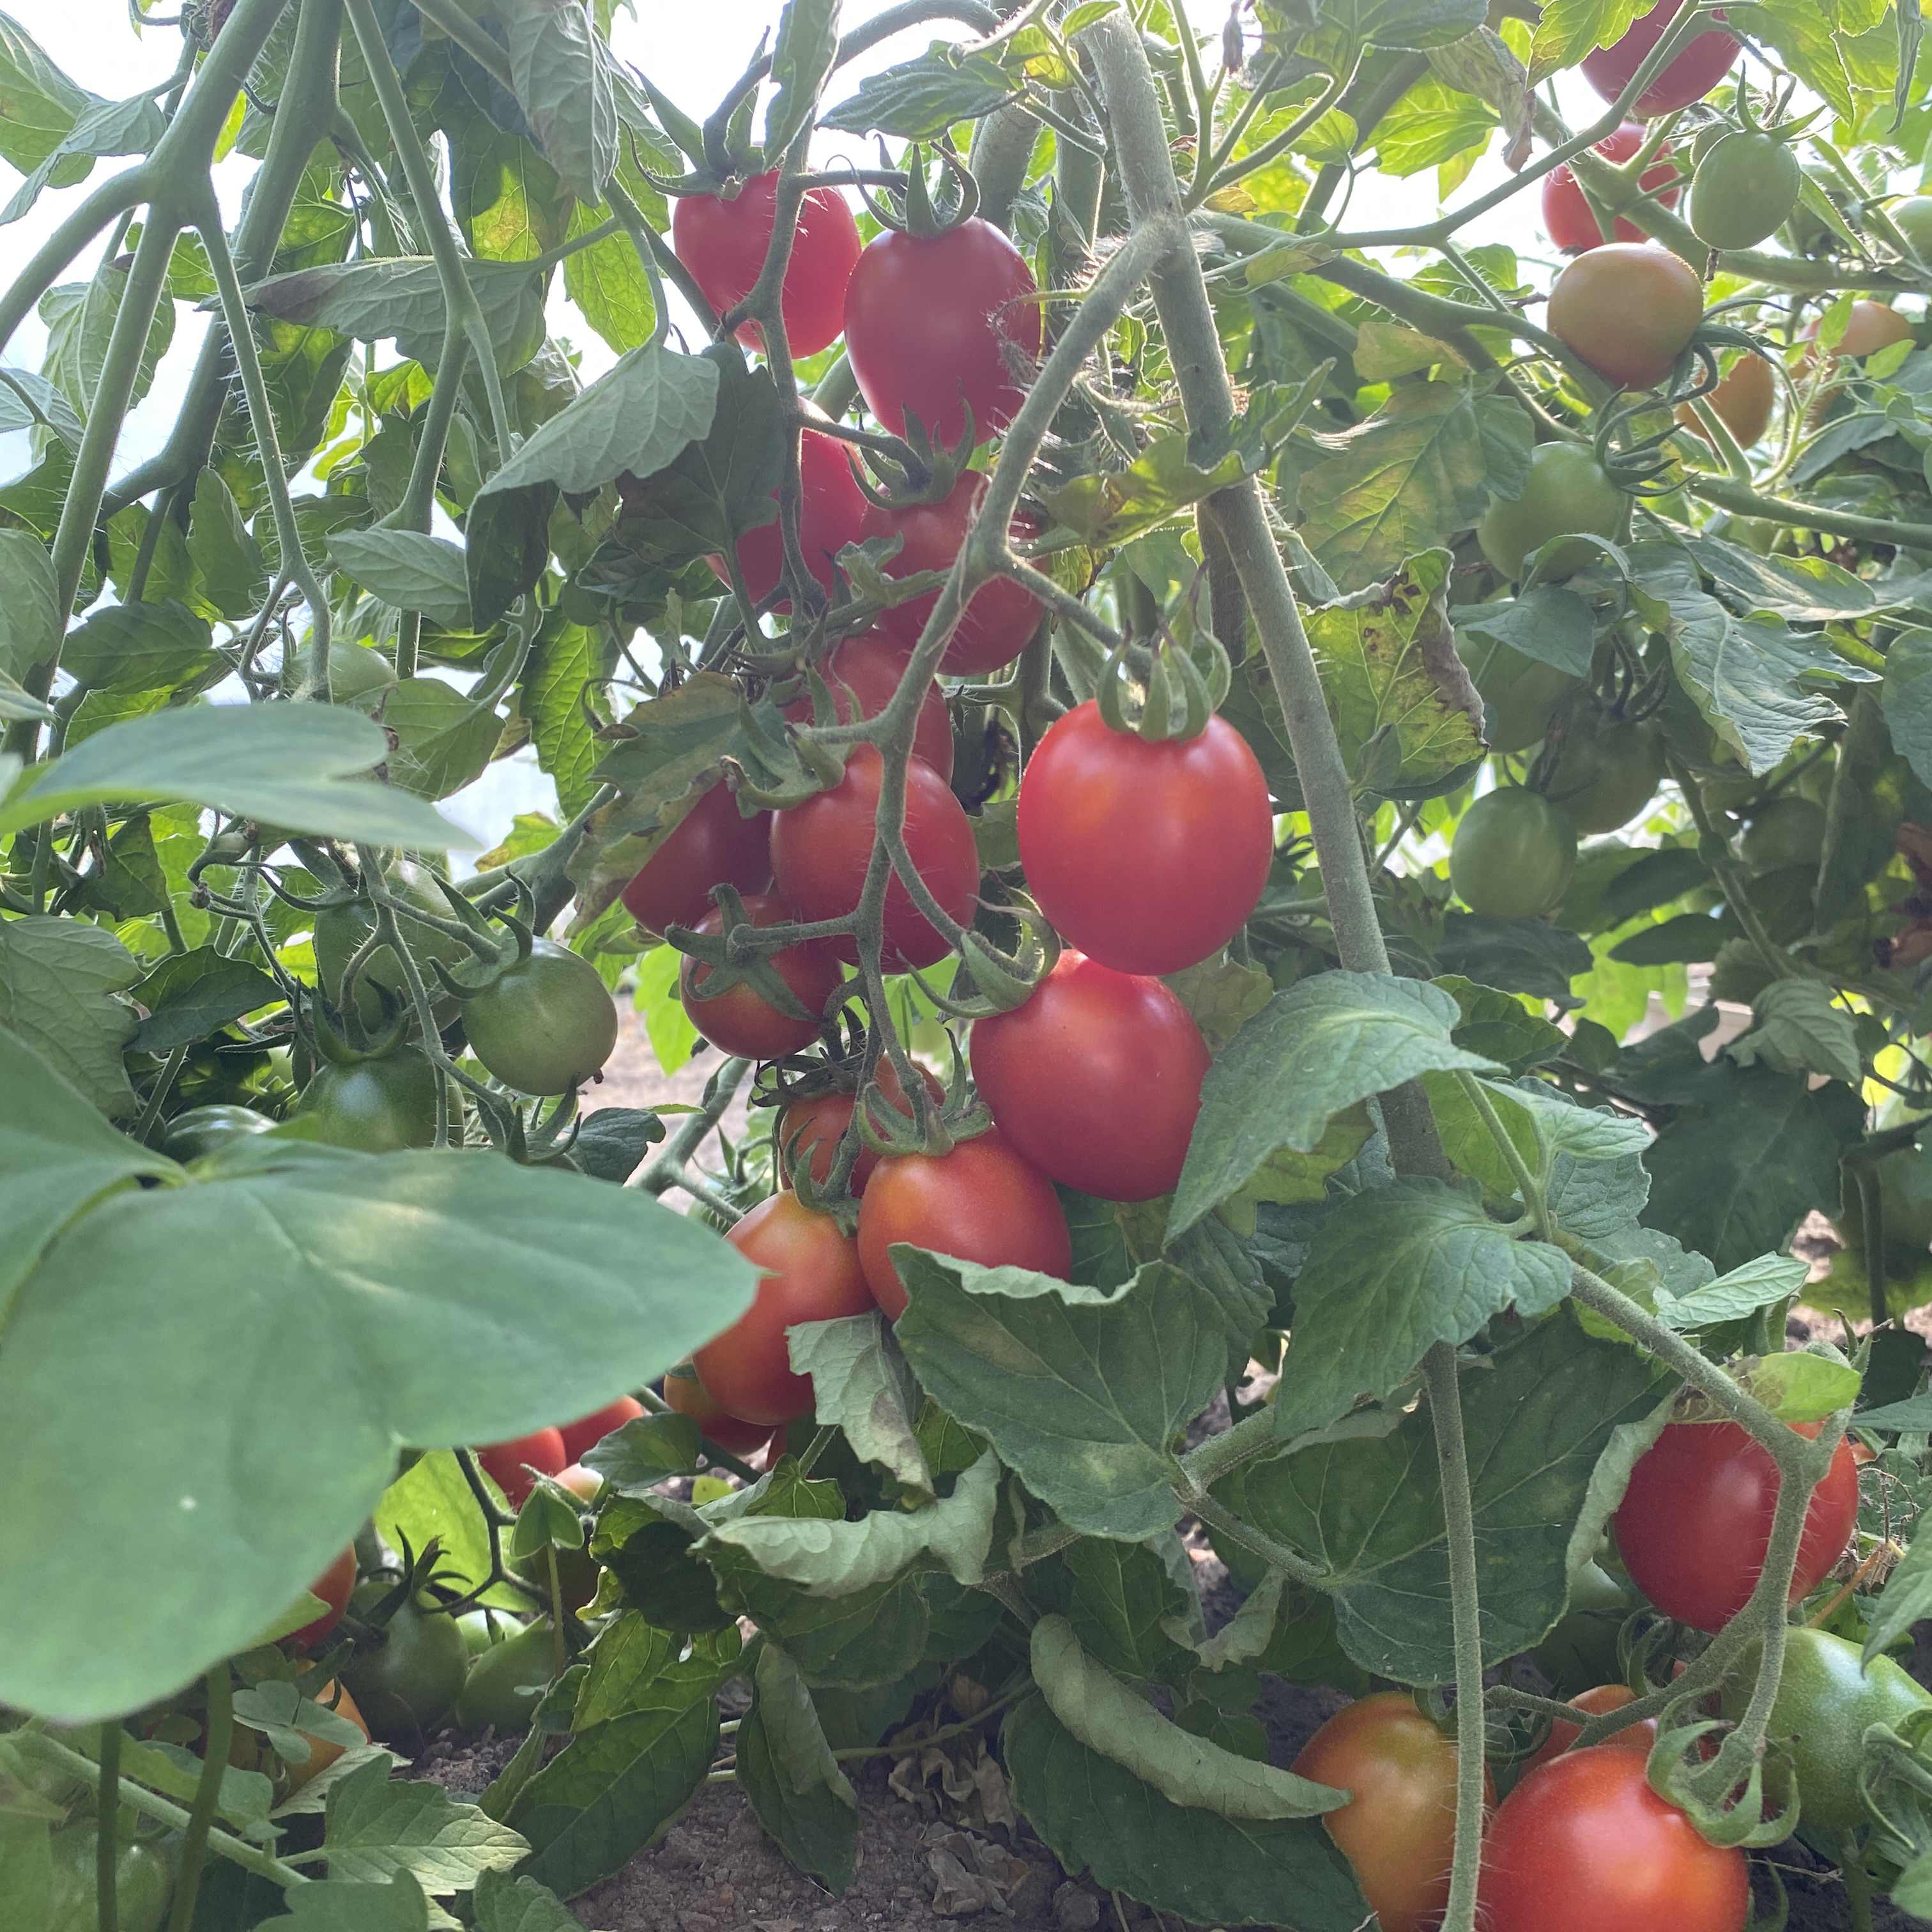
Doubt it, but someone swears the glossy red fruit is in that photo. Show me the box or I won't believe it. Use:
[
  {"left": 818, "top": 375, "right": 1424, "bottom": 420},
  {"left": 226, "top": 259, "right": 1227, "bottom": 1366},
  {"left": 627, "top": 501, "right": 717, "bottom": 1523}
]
[
  {"left": 866, "top": 472, "right": 1044, "bottom": 673},
  {"left": 661, "top": 1363, "right": 779, "bottom": 1457},
  {"left": 558, "top": 1395, "right": 646, "bottom": 1464},
  {"left": 477, "top": 1429, "right": 570, "bottom": 1510},
  {"left": 670, "top": 172, "right": 861, "bottom": 359},
  {"left": 1613, "top": 1418, "right": 1859, "bottom": 1632},
  {"left": 1581, "top": 0, "right": 1740, "bottom": 120},
  {"left": 1016, "top": 702, "right": 1274, "bottom": 975},
  {"left": 857, "top": 1129, "right": 1071, "bottom": 1320},
  {"left": 721, "top": 426, "right": 870, "bottom": 606},
  {"left": 770, "top": 746, "right": 981, "bottom": 969},
  {"left": 620, "top": 780, "right": 774, "bottom": 937},
  {"left": 843, "top": 218, "right": 1043, "bottom": 444},
  {"left": 1542, "top": 125, "right": 1678, "bottom": 250},
  {"left": 776, "top": 1057, "right": 947, "bottom": 1192},
  {"left": 288, "top": 1546, "right": 358, "bottom": 1650},
  {"left": 971, "top": 952, "right": 1209, "bottom": 1202},
  {"left": 678, "top": 891, "right": 845, "bottom": 1059},
  {"left": 1547, "top": 243, "right": 1704, "bottom": 391},
  {"left": 786, "top": 630, "right": 954, "bottom": 783},
  {"left": 694, "top": 1192, "right": 875, "bottom": 1424},
  {"left": 1480, "top": 1747, "right": 1749, "bottom": 1932},
  {"left": 1526, "top": 1683, "right": 1654, "bottom": 1770}
]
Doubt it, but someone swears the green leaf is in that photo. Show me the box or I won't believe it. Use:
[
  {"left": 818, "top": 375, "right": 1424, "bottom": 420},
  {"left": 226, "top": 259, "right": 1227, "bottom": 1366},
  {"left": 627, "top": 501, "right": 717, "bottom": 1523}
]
[
  {"left": 0, "top": 1145, "right": 755, "bottom": 1720},
  {"left": 520, "top": 619, "right": 606, "bottom": 818},
  {"left": 1457, "top": 586, "right": 1596, "bottom": 678},
  {"left": 735, "top": 1641, "right": 859, "bottom": 1893},
  {"left": 1004, "top": 1696, "right": 1370, "bottom": 1931},
  {"left": 1435, "top": 974, "right": 1567, "bottom": 1073},
  {"left": 505, "top": 3, "right": 616, "bottom": 201},
  {"left": 1271, "top": 1177, "right": 1572, "bottom": 1439},
  {"left": 1033, "top": 1535, "right": 1200, "bottom": 1685},
  {"left": 319, "top": 1758, "right": 528, "bottom": 1893},
  {"left": 377, "top": 1452, "right": 528, "bottom": 1616},
  {"left": 187, "top": 469, "right": 268, "bottom": 620},
  {"left": 470, "top": 1869, "right": 590, "bottom": 1932},
  {"left": 820, "top": 45, "right": 1025, "bottom": 138},
  {"left": 1741, "top": 1350, "right": 1861, "bottom": 1422},
  {"left": 1727, "top": 979, "right": 1863, "bottom": 1085},
  {"left": 0, "top": 702, "right": 473, "bottom": 848},
  {"left": 559, "top": 197, "right": 656, "bottom": 353},
  {"left": 0, "top": 525, "right": 57, "bottom": 684},
  {"left": 1225, "top": 1313, "right": 1668, "bottom": 1683},
  {"left": 763, "top": 0, "right": 843, "bottom": 161},
  {"left": 1862, "top": 1518, "right": 1932, "bottom": 1667},
  {"left": 893, "top": 1256, "right": 1225, "bottom": 1540},
  {"left": 59, "top": 599, "right": 217, "bottom": 694},
  {"left": 1030, "top": 1616, "right": 1343, "bottom": 1820},
  {"left": 1041, "top": 431, "right": 1250, "bottom": 548},
  {"left": 1169, "top": 971, "right": 1499, "bottom": 1240},
  {"left": 380, "top": 679, "right": 503, "bottom": 800},
  {"left": 0, "top": 914, "right": 139, "bottom": 1116},
  {"left": 328, "top": 532, "right": 473, "bottom": 627},
  {"left": 1435, "top": 914, "right": 1593, "bottom": 1001},
  {"left": 2, "top": 90, "right": 162, "bottom": 225},
  {"left": 0, "top": 13, "right": 95, "bottom": 175},
  {"left": 42, "top": 261, "right": 174, "bottom": 422},
  {"left": 258, "top": 1871, "right": 433, "bottom": 1931},
  {"left": 128, "top": 946, "right": 280, "bottom": 1054},
  {"left": 788, "top": 1311, "right": 933, "bottom": 1495},
  {"left": 1654, "top": 1254, "right": 1809, "bottom": 1332}
]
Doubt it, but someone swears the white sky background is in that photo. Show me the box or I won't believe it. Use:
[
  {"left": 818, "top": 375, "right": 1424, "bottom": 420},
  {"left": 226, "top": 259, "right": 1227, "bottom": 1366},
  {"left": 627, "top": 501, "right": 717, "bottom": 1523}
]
[{"left": 2, "top": 0, "right": 1610, "bottom": 841}]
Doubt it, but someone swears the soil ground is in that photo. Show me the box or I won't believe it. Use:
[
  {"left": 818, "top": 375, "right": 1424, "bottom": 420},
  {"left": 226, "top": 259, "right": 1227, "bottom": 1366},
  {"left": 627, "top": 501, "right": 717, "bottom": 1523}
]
[{"left": 426, "top": 999, "right": 1926, "bottom": 1930}]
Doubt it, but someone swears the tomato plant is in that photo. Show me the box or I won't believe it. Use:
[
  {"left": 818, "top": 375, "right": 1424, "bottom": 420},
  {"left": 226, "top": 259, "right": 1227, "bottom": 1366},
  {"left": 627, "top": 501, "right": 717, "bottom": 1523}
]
[
  {"left": 1016, "top": 702, "right": 1274, "bottom": 975},
  {"left": 677, "top": 891, "right": 844, "bottom": 1059},
  {"left": 785, "top": 629, "right": 954, "bottom": 781},
  {"left": 1542, "top": 125, "right": 1678, "bottom": 251},
  {"left": 670, "top": 173, "right": 861, "bottom": 359},
  {"left": 1480, "top": 1748, "right": 1749, "bottom": 1932},
  {"left": 1613, "top": 1420, "right": 1859, "bottom": 1631},
  {"left": 620, "top": 781, "right": 775, "bottom": 937},
  {"left": 1547, "top": 242, "right": 1705, "bottom": 390},
  {"left": 461, "top": 939, "right": 620, "bottom": 1096}
]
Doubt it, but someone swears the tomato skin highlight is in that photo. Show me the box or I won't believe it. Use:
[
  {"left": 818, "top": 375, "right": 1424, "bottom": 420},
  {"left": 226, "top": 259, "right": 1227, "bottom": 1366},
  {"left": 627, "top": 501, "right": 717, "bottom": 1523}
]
[
  {"left": 1541, "top": 125, "right": 1678, "bottom": 250},
  {"left": 770, "top": 746, "right": 981, "bottom": 969},
  {"left": 663, "top": 1361, "right": 781, "bottom": 1455},
  {"left": 720, "top": 425, "right": 871, "bottom": 608},
  {"left": 620, "top": 781, "right": 775, "bottom": 937},
  {"left": 670, "top": 172, "right": 861, "bottom": 359},
  {"left": 461, "top": 939, "right": 618, "bottom": 1096},
  {"left": 558, "top": 1395, "right": 646, "bottom": 1464},
  {"left": 857, "top": 1128, "right": 1072, "bottom": 1319},
  {"left": 678, "top": 892, "right": 845, "bottom": 1060},
  {"left": 786, "top": 629, "right": 954, "bottom": 783},
  {"left": 286, "top": 1545, "right": 358, "bottom": 1650},
  {"left": 1526, "top": 1683, "right": 1653, "bottom": 1770},
  {"left": 695, "top": 1191, "right": 875, "bottom": 1424},
  {"left": 1613, "top": 1419, "right": 1859, "bottom": 1632},
  {"left": 1581, "top": 0, "right": 1740, "bottom": 119},
  {"left": 970, "top": 951, "right": 1209, "bottom": 1202},
  {"left": 1479, "top": 1747, "right": 1749, "bottom": 1932},
  {"left": 777, "top": 1057, "right": 947, "bottom": 1192},
  {"left": 843, "top": 217, "right": 1042, "bottom": 443},
  {"left": 866, "top": 471, "right": 1043, "bottom": 673},
  {"left": 1548, "top": 243, "right": 1704, "bottom": 390},
  {"left": 1291, "top": 1692, "right": 1491, "bottom": 1932},
  {"left": 1017, "top": 702, "right": 1273, "bottom": 976},
  {"left": 477, "top": 1427, "right": 570, "bottom": 1509},
  {"left": 1449, "top": 789, "right": 1577, "bottom": 920}
]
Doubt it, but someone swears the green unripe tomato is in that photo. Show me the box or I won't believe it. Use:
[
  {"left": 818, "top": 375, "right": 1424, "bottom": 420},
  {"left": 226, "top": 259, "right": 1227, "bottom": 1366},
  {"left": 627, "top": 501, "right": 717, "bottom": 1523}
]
[
  {"left": 1741, "top": 794, "right": 1827, "bottom": 873},
  {"left": 1894, "top": 195, "right": 1932, "bottom": 261},
  {"left": 160, "top": 1103, "right": 277, "bottom": 1163},
  {"left": 461, "top": 939, "right": 618, "bottom": 1095},
  {"left": 1689, "top": 131, "right": 1802, "bottom": 249},
  {"left": 290, "top": 1048, "right": 448, "bottom": 1153},
  {"left": 1544, "top": 720, "right": 1667, "bottom": 834},
  {"left": 457, "top": 1607, "right": 515, "bottom": 1657},
  {"left": 312, "top": 860, "right": 473, "bottom": 1030},
  {"left": 454, "top": 1616, "right": 560, "bottom": 1735},
  {"left": 1466, "top": 638, "right": 1583, "bottom": 755},
  {"left": 1785, "top": 160, "right": 1848, "bottom": 254},
  {"left": 289, "top": 640, "right": 399, "bottom": 709},
  {"left": 339, "top": 1581, "right": 469, "bottom": 1743},
  {"left": 1450, "top": 788, "right": 1578, "bottom": 920},
  {"left": 47, "top": 1823, "right": 176, "bottom": 1932},
  {"left": 1722, "top": 1627, "right": 1931, "bottom": 1837},
  {"left": 1476, "top": 444, "right": 1626, "bottom": 581}
]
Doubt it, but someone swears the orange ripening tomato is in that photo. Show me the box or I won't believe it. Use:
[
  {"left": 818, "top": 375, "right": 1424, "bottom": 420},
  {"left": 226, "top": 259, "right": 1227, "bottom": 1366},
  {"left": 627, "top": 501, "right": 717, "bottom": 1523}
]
[
  {"left": 662, "top": 1361, "right": 780, "bottom": 1457},
  {"left": 1676, "top": 353, "right": 1775, "bottom": 450},
  {"left": 1547, "top": 243, "right": 1703, "bottom": 390}
]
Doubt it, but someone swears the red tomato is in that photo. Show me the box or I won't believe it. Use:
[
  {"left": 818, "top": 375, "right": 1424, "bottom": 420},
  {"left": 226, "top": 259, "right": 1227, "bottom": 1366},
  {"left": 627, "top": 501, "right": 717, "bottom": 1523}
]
[
  {"left": 477, "top": 1429, "right": 569, "bottom": 1510},
  {"left": 620, "top": 781, "right": 774, "bottom": 937},
  {"left": 669, "top": 172, "right": 861, "bottom": 359},
  {"left": 1581, "top": 0, "right": 1739, "bottom": 119},
  {"left": 678, "top": 891, "right": 845, "bottom": 1060},
  {"left": 288, "top": 1546, "right": 357, "bottom": 1650},
  {"left": 866, "top": 472, "right": 1043, "bottom": 673},
  {"left": 786, "top": 630, "right": 954, "bottom": 783},
  {"left": 770, "top": 746, "right": 981, "bottom": 969},
  {"left": 857, "top": 1128, "right": 1071, "bottom": 1320},
  {"left": 970, "top": 951, "right": 1208, "bottom": 1202},
  {"left": 777, "top": 1057, "right": 947, "bottom": 1192},
  {"left": 556, "top": 1462, "right": 603, "bottom": 1503},
  {"left": 1541, "top": 125, "right": 1678, "bottom": 251},
  {"left": 694, "top": 1192, "right": 875, "bottom": 1424},
  {"left": 662, "top": 1361, "right": 779, "bottom": 1457},
  {"left": 1547, "top": 243, "right": 1704, "bottom": 392},
  {"left": 1291, "top": 1692, "right": 1492, "bottom": 1932},
  {"left": 843, "top": 218, "right": 1043, "bottom": 444},
  {"left": 1479, "top": 1747, "right": 1748, "bottom": 1932},
  {"left": 1016, "top": 701, "right": 1274, "bottom": 975},
  {"left": 1527, "top": 1683, "right": 1653, "bottom": 1770},
  {"left": 558, "top": 1395, "right": 646, "bottom": 1464},
  {"left": 721, "top": 425, "right": 870, "bottom": 606},
  {"left": 1613, "top": 1419, "right": 1859, "bottom": 1632}
]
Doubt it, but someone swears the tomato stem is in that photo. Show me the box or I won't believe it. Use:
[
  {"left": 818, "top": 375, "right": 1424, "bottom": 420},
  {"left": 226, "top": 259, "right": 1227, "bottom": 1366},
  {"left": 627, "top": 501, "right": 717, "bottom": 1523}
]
[{"left": 96, "top": 1721, "right": 121, "bottom": 1932}]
